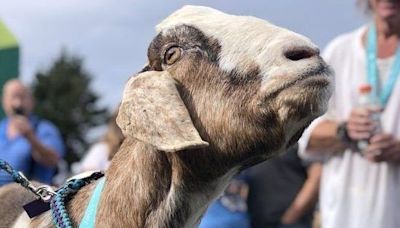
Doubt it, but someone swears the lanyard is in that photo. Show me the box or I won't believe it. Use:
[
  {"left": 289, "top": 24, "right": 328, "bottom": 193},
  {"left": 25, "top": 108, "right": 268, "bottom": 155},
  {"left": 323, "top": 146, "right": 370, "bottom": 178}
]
[{"left": 367, "top": 23, "right": 400, "bottom": 107}]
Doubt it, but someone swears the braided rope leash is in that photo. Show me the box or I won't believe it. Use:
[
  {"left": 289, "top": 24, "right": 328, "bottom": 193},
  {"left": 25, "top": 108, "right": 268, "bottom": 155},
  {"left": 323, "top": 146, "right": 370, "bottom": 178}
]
[
  {"left": 50, "top": 179, "right": 86, "bottom": 228},
  {"left": 50, "top": 172, "right": 104, "bottom": 228},
  {"left": 0, "top": 159, "right": 103, "bottom": 228}
]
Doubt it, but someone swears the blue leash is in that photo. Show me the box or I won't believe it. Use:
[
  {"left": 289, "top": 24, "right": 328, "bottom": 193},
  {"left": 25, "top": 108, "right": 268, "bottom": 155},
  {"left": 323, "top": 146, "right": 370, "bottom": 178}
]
[{"left": 0, "top": 159, "right": 104, "bottom": 228}]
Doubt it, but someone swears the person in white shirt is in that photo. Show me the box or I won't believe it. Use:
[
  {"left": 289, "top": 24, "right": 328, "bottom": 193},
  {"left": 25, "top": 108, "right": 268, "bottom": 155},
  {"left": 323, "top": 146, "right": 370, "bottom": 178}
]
[
  {"left": 300, "top": 0, "right": 400, "bottom": 227},
  {"left": 79, "top": 110, "right": 124, "bottom": 172}
]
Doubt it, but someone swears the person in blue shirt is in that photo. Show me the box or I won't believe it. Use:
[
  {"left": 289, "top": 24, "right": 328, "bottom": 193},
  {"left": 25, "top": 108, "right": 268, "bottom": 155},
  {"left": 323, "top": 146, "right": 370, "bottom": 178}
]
[
  {"left": 199, "top": 173, "right": 250, "bottom": 228},
  {"left": 0, "top": 79, "right": 64, "bottom": 186}
]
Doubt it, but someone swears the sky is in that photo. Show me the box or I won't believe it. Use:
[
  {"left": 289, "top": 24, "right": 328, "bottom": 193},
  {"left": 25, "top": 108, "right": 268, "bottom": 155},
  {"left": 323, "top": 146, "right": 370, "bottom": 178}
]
[{"left": 0, "top": 0, "right": 368, "bottom": 110}]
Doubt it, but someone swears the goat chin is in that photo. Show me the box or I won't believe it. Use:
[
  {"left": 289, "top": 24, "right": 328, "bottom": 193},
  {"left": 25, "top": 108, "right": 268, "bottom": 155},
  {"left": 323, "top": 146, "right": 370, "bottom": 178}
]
[{"left": 0, "top": 5, "right": 332, "bottom": 228}]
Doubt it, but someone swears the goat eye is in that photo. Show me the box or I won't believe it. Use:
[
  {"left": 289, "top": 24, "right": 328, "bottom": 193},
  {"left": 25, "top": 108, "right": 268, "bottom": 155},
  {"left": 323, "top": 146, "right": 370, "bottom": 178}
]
[{"left": 164, "top": 46, "right": 182, "bottom": 65}]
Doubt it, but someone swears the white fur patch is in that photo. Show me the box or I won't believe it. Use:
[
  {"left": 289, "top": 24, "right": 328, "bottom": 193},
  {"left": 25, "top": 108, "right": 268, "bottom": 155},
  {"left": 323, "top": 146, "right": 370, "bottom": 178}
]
[{"left": 156, "top": 5, "right": 317, "bottom": 77}]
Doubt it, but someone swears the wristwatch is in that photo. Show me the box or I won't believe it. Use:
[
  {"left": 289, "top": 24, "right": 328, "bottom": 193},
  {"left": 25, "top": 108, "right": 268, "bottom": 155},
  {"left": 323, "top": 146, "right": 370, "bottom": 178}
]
[{"left": 336, "top": 122, "right": 352, "bottom": 144}]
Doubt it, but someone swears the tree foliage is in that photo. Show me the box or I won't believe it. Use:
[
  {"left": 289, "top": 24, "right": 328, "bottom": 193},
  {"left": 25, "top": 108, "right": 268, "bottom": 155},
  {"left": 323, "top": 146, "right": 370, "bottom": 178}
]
[{"left": 32, "top": 51, "right": 109, "bottom": 164}]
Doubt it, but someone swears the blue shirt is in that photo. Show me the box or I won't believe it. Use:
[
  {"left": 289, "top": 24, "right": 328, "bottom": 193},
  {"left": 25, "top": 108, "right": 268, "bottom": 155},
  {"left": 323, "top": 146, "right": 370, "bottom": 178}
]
[
  {"left": 199, "top": 200, "right": 250, "bottom": 228},
  {"left": 199, "top": 174, "right": 250, "bottom": 228},
  {"left": 0, "top": 116, "right": 65, "bottom": 186}
]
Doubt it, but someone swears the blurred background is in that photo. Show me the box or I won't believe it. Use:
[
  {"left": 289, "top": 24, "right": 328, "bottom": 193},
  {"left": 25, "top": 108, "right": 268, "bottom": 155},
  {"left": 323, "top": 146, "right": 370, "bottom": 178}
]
[
  {"left": 0, "top": 0, "right": 366, "bottom": 170},
  {"left": 3, "top": 2, "right": 400, "bottom": 228}
]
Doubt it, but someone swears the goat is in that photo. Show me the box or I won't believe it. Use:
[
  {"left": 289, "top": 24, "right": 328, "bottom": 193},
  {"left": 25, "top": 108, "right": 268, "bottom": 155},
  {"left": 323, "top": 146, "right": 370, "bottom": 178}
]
[{"left": 0, "top": 5, "right": 332, "bottom": 228}]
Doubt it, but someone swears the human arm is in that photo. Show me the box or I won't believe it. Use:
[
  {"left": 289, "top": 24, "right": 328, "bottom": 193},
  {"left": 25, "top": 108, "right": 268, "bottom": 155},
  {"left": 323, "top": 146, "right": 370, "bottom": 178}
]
[
  {"left": 307, "top": 107, "right": 376, "bottom": 155},
  {"left": 25, "top": 130, "right": 59, "bottom": 167},
  {"left": 307, "top": 105, "right": 400, "bottom": 164},
  {"left": 13, "top": 116, "right": 62, "bottom": 167},
  {"left": 307, "top": 120, "right": 344, "bottom": 154},
  {"left": 14, "top": 116, "right": 61, "bottom": 167},
  {"left": 280, "top": 163, "right": 322, "bottom": 224}
]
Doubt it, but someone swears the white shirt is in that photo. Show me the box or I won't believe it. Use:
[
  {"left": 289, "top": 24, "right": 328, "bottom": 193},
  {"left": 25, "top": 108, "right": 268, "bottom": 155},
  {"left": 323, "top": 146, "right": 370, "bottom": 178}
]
[
  {"left": 300, "top": 26, "right": 400, "bottom": 228},
  {"left": 79, "top": 141, "right": 110, "bottom": 172}
]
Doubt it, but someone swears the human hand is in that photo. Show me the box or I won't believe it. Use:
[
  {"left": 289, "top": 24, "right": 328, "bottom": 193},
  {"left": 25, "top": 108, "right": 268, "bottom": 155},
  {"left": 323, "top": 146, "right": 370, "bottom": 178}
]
[
  {"left": 346, "top": 107, "right": 377, "bottom": 141},
  {"left": 364, "top": 134, "right": 400, "bottom": 163},
  {"left": 12, "top": 116, "right": 34, "bottom": 137}
]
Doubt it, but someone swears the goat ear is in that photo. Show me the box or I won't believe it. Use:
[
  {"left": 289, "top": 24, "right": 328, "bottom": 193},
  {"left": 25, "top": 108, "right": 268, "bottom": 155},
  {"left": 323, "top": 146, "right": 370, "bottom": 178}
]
[{"left": 117, "top": 71, "right": 209, "bottom": 152}]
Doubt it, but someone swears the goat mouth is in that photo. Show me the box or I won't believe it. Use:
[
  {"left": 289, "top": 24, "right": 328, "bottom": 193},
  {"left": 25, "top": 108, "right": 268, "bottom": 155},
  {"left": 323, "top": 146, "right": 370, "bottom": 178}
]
[
  {"left": 262, "top": 64, "right": 332, "bottom": 101},
  {"left": 285, "top": 64, "right": 332, "bottom": 89},
  {"left": 297, "top": 65, "right": 332, "bottom": 86}
]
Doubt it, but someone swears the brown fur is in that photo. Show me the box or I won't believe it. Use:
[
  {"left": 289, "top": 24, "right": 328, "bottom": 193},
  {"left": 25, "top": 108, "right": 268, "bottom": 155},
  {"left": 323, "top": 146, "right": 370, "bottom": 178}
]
[
  {"left": 0, "top": 6, "right": 332, "bottom": 228},
  {"left": 0, "top": 183, "right": 37, "bottom": 227}
]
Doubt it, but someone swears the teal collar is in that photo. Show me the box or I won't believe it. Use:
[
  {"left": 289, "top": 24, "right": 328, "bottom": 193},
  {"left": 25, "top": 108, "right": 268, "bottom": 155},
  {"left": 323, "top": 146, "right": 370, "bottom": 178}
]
[{"left": 79, "top": 177, "right": 106, "bottom": 228}]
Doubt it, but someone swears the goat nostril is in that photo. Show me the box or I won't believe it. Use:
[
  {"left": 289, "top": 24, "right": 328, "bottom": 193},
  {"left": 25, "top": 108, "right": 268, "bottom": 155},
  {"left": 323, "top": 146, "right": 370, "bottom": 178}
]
[{"left": 284, "top": 47, "right": 319, "bottom": 61}]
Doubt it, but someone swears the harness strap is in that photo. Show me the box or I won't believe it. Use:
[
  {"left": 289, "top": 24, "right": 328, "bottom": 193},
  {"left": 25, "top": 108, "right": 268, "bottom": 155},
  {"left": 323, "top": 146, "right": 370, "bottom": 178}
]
[{"left": 79, "top": 177, "right": 106, "bottom": 228}]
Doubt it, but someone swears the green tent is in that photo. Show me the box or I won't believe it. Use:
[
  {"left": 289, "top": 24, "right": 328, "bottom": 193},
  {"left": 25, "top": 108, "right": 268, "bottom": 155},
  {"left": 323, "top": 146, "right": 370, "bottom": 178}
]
[{"left": 0, "top": 20, "right": 19, "bottom": 118}]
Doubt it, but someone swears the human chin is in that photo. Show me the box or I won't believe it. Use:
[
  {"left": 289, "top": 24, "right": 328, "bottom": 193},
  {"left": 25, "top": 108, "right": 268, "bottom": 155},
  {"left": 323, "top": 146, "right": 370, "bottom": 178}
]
[{"left": 375, "top": 1, "right": 400, "bottom": 19}]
